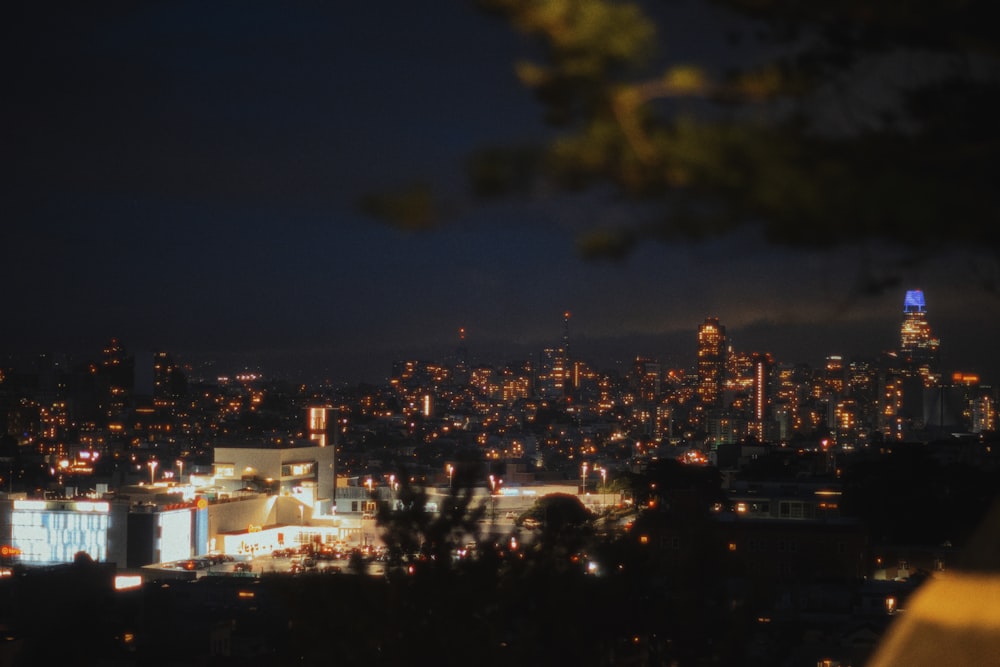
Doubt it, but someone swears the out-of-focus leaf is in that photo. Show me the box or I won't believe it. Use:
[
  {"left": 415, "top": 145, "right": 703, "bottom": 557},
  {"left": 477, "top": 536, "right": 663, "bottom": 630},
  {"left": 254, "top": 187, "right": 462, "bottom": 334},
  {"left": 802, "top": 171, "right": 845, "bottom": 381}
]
[{"left": 358, "top": 183, "right": 439, "bottom": 231}]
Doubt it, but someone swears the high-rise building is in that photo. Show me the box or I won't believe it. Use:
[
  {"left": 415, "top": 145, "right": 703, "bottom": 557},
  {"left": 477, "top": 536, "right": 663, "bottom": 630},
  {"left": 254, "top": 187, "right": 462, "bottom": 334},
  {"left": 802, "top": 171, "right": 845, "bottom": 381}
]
[
  {"left": 824, "top": 355, "right": 845, "bottom": 397},
  {"left": 536, "top": 347, "right": 567, "bottom": 398},
  {"left": 631, "top": 356, "right": 662, "bottom": 403},
  {"left": 536, "top": 313, "right": 571, "bottom": 399},
  {"left": 899, "top": 289, "right": 940, "bottom": 386},
  {"left": 98, "top": 338, "right": 134, "bottom": 418},
  {"left": 697, "top": 317, "right": 726, "bottom": 407},
  {"left": 152, "top": 350, "right": 187, "bottom": 408},
  {"left": 750, "top": 352, "right": 774, "bottom": 440}
]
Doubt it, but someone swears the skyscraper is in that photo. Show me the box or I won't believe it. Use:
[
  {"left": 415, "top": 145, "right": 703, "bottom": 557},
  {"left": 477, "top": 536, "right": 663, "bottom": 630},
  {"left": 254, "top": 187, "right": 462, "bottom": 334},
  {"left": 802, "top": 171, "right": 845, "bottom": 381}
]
[
  {"left": 899, "top": 289, "right": 940, "bottom": 386},
  {"left": 751, "top": 352, "right": 774, "bottom": 440},
  {"left": 697, "top": 317, "right": 726, "bottom": 407}
]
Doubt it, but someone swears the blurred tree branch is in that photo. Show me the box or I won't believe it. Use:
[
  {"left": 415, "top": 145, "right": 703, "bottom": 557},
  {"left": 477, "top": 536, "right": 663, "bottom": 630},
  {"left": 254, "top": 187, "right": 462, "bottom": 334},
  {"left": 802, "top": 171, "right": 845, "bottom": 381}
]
[{"left": 362, "top": 0, "right": 1000, "bottom": 264}]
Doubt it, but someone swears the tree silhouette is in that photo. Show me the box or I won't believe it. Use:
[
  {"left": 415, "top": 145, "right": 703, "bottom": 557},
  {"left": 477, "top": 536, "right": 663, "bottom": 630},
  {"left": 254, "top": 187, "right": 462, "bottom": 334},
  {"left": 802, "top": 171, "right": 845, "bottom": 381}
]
[{"left": 376, "top": 463, "right": 487, "bottom": 574}]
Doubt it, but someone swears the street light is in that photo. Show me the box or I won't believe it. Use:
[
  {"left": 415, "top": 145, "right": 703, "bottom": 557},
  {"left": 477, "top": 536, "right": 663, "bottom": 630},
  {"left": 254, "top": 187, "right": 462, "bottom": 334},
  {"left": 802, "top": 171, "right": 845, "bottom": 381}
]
[
  {"left": 446, "top": 463, "right": 454, "bottom": 489},
  {"left": 489, "top": 475, "right": 502, "bottom": 524},
  {"left": 148, "top": 459, "right": 158, "bottom": 485},
  {"left": 176, "top": 459, "right": 184, "bottom": 482},
  {"left": 601, "top": 467, "right": 607, "bottom": 508},
  {"left": 581, "top": 462, "right": 588, "bottom": 494}
]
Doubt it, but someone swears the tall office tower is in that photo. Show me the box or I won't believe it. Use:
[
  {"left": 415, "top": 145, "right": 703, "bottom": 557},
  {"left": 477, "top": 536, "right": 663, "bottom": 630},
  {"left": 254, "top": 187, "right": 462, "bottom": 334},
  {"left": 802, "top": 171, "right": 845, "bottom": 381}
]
[
  {"left": 152, "top": 350, "right": 187, "bottom": 408},
  {"left": 824, "top": 355, "right": 846, "bottom": 397},
  {"left": 899, "top": 289, "right": 940, "bottom": 386},
  {"left": 726, "top": 347, "right": 755, "bottom": 394},
  {"left": 562, "top": 311, "right": 571, "bottom": 361},
  {"left": 631, "top": 356, "right": 662, "bottom": 402},
  {"left": 535, "top": 313, "right": 571, "bottom": 399},
  {"left": 537, "top": 346, "right": 567, "bottom": 398},
  {"left": 452, "top": 327, "right": 470, "bottom": 384},
  {"left": 848, "top": 359, "right": 879, "bottom": 437},
  {"left": 697, "top": 317, "right": 726, "bottom": 407},
  {"left": 750, "top": 352, "right": 774, "bottom": 440},
  {"left": 99, "top": 338, "right": 134, "bottom": 418},
  {"left": 970, "top": 391, "right": 997, "bottom": 433}
]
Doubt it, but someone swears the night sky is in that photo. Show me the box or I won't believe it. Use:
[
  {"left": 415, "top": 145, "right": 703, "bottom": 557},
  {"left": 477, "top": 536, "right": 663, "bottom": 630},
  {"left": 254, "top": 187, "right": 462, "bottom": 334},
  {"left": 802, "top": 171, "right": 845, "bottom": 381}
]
[{"left": 4, "top": 0, "right": 999, "bottom": 385}]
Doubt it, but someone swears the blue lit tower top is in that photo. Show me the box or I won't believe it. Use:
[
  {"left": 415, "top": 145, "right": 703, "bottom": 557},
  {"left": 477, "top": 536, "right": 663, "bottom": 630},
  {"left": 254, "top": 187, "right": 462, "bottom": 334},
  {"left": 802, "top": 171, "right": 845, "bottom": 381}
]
[
  {"left": 899, "top": 289, "right": 939, "bottom": 383},
  {"left": 903, "top": 290, "right": 926, "bottom": 313}
]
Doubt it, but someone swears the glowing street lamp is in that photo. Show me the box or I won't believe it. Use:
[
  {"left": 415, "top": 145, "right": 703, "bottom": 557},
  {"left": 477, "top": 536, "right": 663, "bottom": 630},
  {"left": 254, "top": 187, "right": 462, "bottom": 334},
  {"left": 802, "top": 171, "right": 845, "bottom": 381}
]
[
  {"left": 581, "top": 462, "right": 588, "bottom": 494},
  {"left": 148, "top": 459, "right": 158, "bottom": 485},
  {"left": 601, "top": 467, "right": 607, "bottom": 507},
  {"left": 176, "top": 459, "right": 184, "bottom": 482},
  {"left": 446, "top": 463, "right": 454, "bottom": 489},
  {"left": 488, "top": 475, "right": 502, "bottom": 524}
]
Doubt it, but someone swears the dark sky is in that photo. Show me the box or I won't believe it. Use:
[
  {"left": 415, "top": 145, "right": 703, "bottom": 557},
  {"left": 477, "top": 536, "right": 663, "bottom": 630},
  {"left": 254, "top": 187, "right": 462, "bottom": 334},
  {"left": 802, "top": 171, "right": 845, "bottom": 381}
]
[{"left": 3, "top": 0, "right": 999, "bottom": 385}]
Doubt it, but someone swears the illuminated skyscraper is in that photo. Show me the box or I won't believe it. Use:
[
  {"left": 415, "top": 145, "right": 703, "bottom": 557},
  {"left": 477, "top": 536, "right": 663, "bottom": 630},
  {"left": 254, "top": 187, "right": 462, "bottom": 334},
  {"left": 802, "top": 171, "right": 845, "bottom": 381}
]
[
  {"left": 537, "top": 347, "right": 567, "bottom": 398},
  {"left": 824, "top": 355, "right": 845, "bottom": 397},
  {"left": 899, "top": 289, "right": 940, "bottom": 385},
  {"left": 631, "top": 356, "right": 662, "bottom": 402},
  {"left": 697, "top": 317, "right": 726, "bottom": 407},
  {"left": 152, "top": 350, "right": 186, "bottom": 408},
  {"left": 750, "top": 352, "right": 774, "bottom": 440},
  {"left": 537, "top": 312, "right": 571, "bottom": 398},
  {"left": 98, "top": 338, "right": 133, "bottom": 418}
]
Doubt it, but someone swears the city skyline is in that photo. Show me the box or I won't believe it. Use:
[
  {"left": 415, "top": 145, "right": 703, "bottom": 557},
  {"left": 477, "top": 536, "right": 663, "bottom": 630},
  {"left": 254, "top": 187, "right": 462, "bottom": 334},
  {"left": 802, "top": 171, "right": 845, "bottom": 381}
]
[
  {"left": 4, "top": 1, "right": 999, "bottom": 386},
  {"left": 3, "top": 286, "right": 997, "bottom": 390}
]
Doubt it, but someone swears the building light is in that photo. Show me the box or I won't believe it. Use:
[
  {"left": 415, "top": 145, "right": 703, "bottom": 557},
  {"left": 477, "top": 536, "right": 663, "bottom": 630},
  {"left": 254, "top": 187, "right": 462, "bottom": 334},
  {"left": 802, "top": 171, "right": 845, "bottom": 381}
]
[{"left": 114, "top": 575, "right": 143, "bottom": 590}]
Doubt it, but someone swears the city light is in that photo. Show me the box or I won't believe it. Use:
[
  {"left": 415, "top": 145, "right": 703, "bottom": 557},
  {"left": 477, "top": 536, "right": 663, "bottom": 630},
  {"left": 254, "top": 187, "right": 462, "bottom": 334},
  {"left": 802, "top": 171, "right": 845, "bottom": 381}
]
[{"left": 114, "top": 575, "right": 143, "bottom": 591}]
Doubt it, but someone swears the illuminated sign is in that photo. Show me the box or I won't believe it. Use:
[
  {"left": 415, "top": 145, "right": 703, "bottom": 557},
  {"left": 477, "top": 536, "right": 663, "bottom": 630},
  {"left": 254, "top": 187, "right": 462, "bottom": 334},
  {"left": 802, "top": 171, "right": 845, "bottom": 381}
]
[
  {"left": 13, "top": 500, "right": 109, "bottom": 513},
  {"left": 215, "top": 463, "right": 236, "bottom": 478},
  {"left": 114, "top": 575, "right": 143, "bottom": 590},
  {"left": 11, "top": 504, "right": 110, "bottom": 564},
  {"left": 13, "top": 500, "right": 47, "bottom": 511},
  {"left": 0, "top": 546, "right": 22, "bottom": 557},
  {"left": 157, "top": 510, "right": 193, "bottom": 563},
  {"left": 74, "top": 501, "right": 110, "bottom": 513}
]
